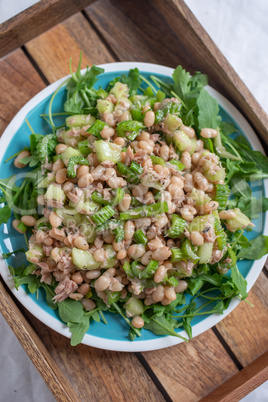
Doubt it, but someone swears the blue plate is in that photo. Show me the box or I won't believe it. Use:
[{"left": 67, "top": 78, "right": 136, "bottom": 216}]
[{"left": 0, "top": 63, "right": 267, "bottom": 351}]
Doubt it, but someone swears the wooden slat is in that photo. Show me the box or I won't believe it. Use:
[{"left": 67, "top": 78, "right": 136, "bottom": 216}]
[
  {"left": 25, "top": 12, "right": 114, "bottom": 83},
  {"left": 216, "top": 271, "right": 268, "bottom": 367},
  {"left": 142, "top": 330, "right": 238, "bottom": 401},
  {"left": 200, "top": 351, "right": 268, "bottom": 402},
  {"left": 0, "top": 0, "right": 97, "bottom": 58},
  {"left": 0, "top": 278, "right": 79, "bottom": 402},
  {"left": 0, "top": 49, "right": 45, "bottom": 133},
  {"left": 85, "top": 0, "right": 197, "bottom": 71}
]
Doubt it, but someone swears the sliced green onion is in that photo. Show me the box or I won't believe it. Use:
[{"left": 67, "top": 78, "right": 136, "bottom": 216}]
[
  {"left": 171, "top": 248, "right": 184, "bottom": 263},
  {"left": 114, "top": 224, "right": 125, "bottom": 243},
  {"left": 215, "top": 183, "right": 230, "bottom": 211},
  {"left": 166, "top": 214, "right": 187, "bottom": 238},
  {"left": 117, "top": 162, "right": 140, "bottom": 184},
  {"left": 120, "top": 201, "right": 168, "bottom": 220},
  {"left": 150, "top": 155, "right": 165, "bottom": 166},
  {"left": 87, "top": 119, "right": 107, "bottom": 137},
  {"left": 91, "top": 191, "right": 110, "bottom": 205},
  {"left": 110, "top": 188, "right": 125, "bottom": 207},
  {"left": 67, "top": 156, "right": 89, "bottom": 178},
  {"left": 133, "top": 229, "right": 148, "bottom": 244},
  {"left": 130, "top": 161, "right": 143, "bottom": 175},
  {"left": 167, "top": 159, "right": 185, "bottom": 171},
  {"left": 91, "top": 205, "right": 115, "bottom": 225},
  {"left": 92, "top": 188, "right": 124, "bottom": 208}
]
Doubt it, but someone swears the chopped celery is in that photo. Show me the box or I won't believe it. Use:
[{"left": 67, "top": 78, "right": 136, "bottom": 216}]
[
  {"left": 95, "top": 140, "right": 121, "bottom": 163},
  {"left": 65, "top": 114, "right": 95, "bottom": 128},
  {"left": 130, "top": 161, "right": 143, "bottom": 175},
  {"left": 225, "top": 208, "right": 252, "bottom": 232},
  {"left": 166, "top": 214, "right": 187, "bottom": 238},
  {"left": 213, "top": 211, "right": 227, "bottom": 251},
  {"left": 110, "top": 82, "right": 129, "bottom": 99},
  {"left": 117, "top": 120, "right": 145, "bottom": 137},
  {"left": 97, "top": 99, "right": 114, "bottom": 114},
  {"left": 171, "top": 248, "right": 184, "bottom": 263},
  {"left": 72, "top": 248, "right": 100, "bottom": 270},
  {"left": 67, "top": 156, "right": 89, "bottom": 178},
  {"left": 117, "top": 162, "right": 140, "bottom": 184},
  {"left": 164, "top": 276, "right": 179, "bottom": 287},
  {"left": 140, "top": 260, "right": 159, "bottom": 279},
  {"left": 167, "top": 159, "right": 185, "bottom": 171},
  {"left": 196, "top": 243, "right": 213, "bottom": 264},
  {"left": 91, "top": 205, "right": 116, "bottom": 225},
  {"left": 141, "top": 172, "right": 162, "bottom": 190},
  {"left": 133, "top": 229, "right": 148, "bottom": 244},
  {"left": 173, "top": 130, "right": 192, "bottom": 152},
  {"left": 87, "top": 119, "right": 108, "bottom": 137},
  {"left": 151, "top": 155, "right": 165, "bottom": 166},
  {"left": 120, "top": 201, "right": 168, "bottom": 220},
  {"left": 215, "top": 183, "right": 230, "bottom": 211},
  {"left": 189, "top": 188, "right": 211, "bottom": 206},
  {"left": 78, "top": 140, "right": 92, "bottom": 156},
  {"left": 61, "top": 147, "right": 82, "bottom": 166},
  {"left": 123, "top": 261, "right": 134, "bottom": 278},
  {"left": 182, "top": 239, "right": 200, "bottom": 261},
  {"left": 91, "top": 188, "right": 124, "bottom": 207},
  {"left": 124, "top": 297, "right": 144, "bottom": 317}
]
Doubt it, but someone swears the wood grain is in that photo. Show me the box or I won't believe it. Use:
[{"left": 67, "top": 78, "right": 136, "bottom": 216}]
[
  {"left": 0, "top": 49, "right": 45, "bottom": 134},
  {"left": 25, "top": 12, "right": 114, "bottom": 83},
  {"left": 85, "top": 0, "right": 197, "bottom": 70},
  {"left": 0, "top": 0, "right": 97, "bottom": 58},
  {"left": 216, "top": 271, "right": 268, "bottom": 367},
  {"left": 200, "top": 351, "right": 268, "bottom": 402},
  {"left": 0, "top": 278, "right": 79, "bottom": 401},
  {"left": 142, "top": 330, "right": 238, "bottom": 401}
]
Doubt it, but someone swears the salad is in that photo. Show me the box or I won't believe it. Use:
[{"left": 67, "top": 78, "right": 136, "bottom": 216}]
[{"left": 1, "top": 56, "right": 268, "bottom": 346}]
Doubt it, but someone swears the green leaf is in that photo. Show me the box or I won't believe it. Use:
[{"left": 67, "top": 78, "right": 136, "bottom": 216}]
[
  {"left": 144, "top": 314, "right": 188, "bottom": 341},
  {"left": 183, "top": 301, "right": 197, "bottom": 338},
  {"left": 58, "top": 299, "right": 84, "bottom": 323},
  {"left": 41, "top": 283, "right": 57, "bottom": 310},
  {"left": 13, "top": 274, "right": 40, "bottom": 293},
  {"left": 236, "top": 196, "right": 268, "bottom": 219},
  {"left": 237, "top": 235, "right": 268, "bottom": 261},
  {"left": 197, "top": 89, "right": 220, "bottom": 129},
  {"left": 2, "top": 248, "right": 25, "bottom": 259},
  {"left": 68, "top": 316, "right": 90, "bottom": 346},
  {"left": 231, "top": 265, "right": 248, "bottom": 300},
  {"left": 0, "top": 205, "right": 11, "bottom": 225}
]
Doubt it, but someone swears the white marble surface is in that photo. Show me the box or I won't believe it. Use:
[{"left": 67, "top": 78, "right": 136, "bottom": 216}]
[{"left": 0, "top": 1, "right": 267, "bottom": 401}]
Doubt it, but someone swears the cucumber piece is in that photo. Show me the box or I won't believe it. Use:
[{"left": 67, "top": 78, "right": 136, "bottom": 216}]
[
  {"left": 79, "top": 218, "right": 96, "bottom": 244},
  {"left": 196, "top": 243, "right": 214, "bottom": 264},
  {"left": 188, "top": 214, "right": 215, "bottom": 233},
  {"left": 203, "top": 166, "right": 225, "bottom": 183},
  {"left": 115, "top": 96, "right": 132, "bottom": 110},
  {"left": 124, "top": 297, "right": 144, "bottom": 317},
  {"left": 100, "top": 245, "right": 117, "bottom": 269},
  {"left": 71, "top": 248, "right": 100, "bottom": 270},
  {"left": 45, "top": 184, "right": 65, "bottom": 204},
  {"left": 110, "top": 82, "right": 129, "bottom": 99},
  {"left": 173, "top": 130, "right": 192, "bottom": 152},
  {"left": 62, "top": 129, "right": 82, "bottom": 146},
  {"left": 56, "top": 207, "right": 82, "bottom": 226},
  {"left": 97, "top": 99, "right": 114, "bottom": 114},
  {"left": 76, "top": 200, "right": 99, "bottom": 215},
  {"left": 94, "top": 140, "right": 121, "bottom": 163},
  {"left": 26, "top": 245, "right": 44, "bottom": 263},
  {"left": 65, "top": 115, "right": 95, "bottom": 128},
  {"left": 189, "top": 188, "right": 211, "bottom": 205},
  {"left": 37, "top": 173, "right": 55, "bottom": 188},
  {"left": 225, "top": 208, "right": 252, "bottom": 232},
  {"left": 61, "top": 146, "right": 82, "bottom": 166},
  {"left": 164, "top": 114, "right": 182, "bottom": 132}
]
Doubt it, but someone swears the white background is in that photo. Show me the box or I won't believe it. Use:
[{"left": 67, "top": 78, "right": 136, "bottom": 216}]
[{"left": 0, "top": 0, "right": 267, "bottom": 401}]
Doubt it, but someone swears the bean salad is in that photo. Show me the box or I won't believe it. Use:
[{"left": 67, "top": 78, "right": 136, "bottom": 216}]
[{"left": 2, "top": 57, "right": 268, "bottom": 346}]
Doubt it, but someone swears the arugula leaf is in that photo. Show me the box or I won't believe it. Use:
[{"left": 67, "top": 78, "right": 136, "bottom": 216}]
[
  {"left": 13, "top": 274, "right": 40, "bottom": 293},
  {"left": 0, "top": 205, "right": 11, "bottom": 225},
  {"left": 182, "top": 301, "right": 196, "bottom": 338},
  {"left": 2, "top": 248, "right": 25, "bottom": 259},
  {"left": 41, "top": 283, "right": 57, "bottom": 310},
  {"left": 58, "top": 299, "right": 84, "bottom": 323},
  {"left": 197, "top": 89, "right": 221, "bottom": 129},
  {"left": 144, "top": 314, "right": 188, "bottom": 341},
  {"left": 220, "top": 121, "right": 237, "bottom": 136},
  {"left": 231, "top": 265, "right": 248, "bottom": 299},
  {"left": 237, "top": 235, "right": 268, "bottom": 261},
  {"left": 68, "top": 316, "right": 90, "bottom": 346},
  {"left": 235, "top": 196, "right": 268, "bottom": 219}
]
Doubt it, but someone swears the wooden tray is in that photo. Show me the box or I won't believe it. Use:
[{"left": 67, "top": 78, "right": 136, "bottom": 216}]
[{"left": 0, "top": 1, "right": 268, "bottom": 400}]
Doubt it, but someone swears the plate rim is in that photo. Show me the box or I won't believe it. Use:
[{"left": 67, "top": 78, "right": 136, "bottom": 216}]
[{"left": 0, "top": 61, "right": 267, "bottom": 352}]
